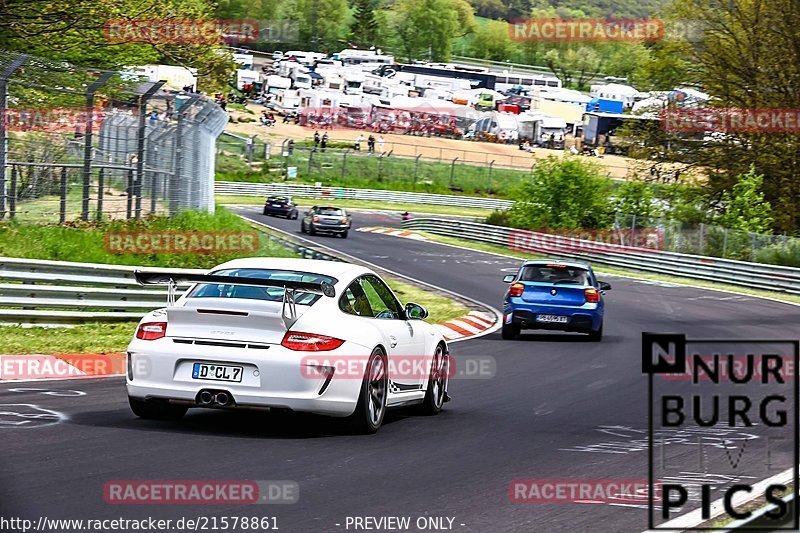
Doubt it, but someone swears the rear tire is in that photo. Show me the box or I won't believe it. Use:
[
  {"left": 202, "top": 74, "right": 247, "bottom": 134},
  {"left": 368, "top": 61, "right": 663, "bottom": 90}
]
[
  {"left": 309, "top": 224, "right": 316, "bottom": 236},
  {"left": 291, "top": 211, "right": 298, "bottom": 220},
  {"left": 129, "top": 397, "right": 187, "bottom": 421},
  {"left": 419, "top": 343, "right": 448, "bottom": 415},
  {"left": 340, "top": 230, "right": 348, "bottom": 238},
  {"left": 501, "top": 322, "right": 520, "bottom": 340},
  {"left": 300, "top": 221, "right": 307, "bottom": 233},
  {"left": 588, "top": 322, "right": 603, "bottom": 341},
  {"left": 347, "top": 348, "right": 388, "bottom": 434}
]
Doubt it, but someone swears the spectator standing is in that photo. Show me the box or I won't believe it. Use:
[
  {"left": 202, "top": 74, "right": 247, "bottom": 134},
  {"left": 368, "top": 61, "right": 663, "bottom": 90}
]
[
  {"left": 367, "top": 134, "right": 375, "bottom": 153},
  {"left": 377, "top": 135, "right": 385, "bottom": 154},
  {"left": 313, "top": 131, "right": 320, "bottom": 151},
  {"left": 321, "top": 132, "right": 328, "bottom": 152}
]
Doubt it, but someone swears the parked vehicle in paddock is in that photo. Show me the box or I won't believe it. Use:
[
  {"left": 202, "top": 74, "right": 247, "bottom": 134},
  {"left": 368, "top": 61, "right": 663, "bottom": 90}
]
[
  {"left": 301, "top": 206, "right": 351, "bottom": 238},
  {"left": 127, "top": 258, "right": 449, "bottom": 433},
  {"left": 501, "top": 260, "right": 610, "bottom": 341},
  {"left": 263, "top": 195, "right": 299, "bottom": 219}
]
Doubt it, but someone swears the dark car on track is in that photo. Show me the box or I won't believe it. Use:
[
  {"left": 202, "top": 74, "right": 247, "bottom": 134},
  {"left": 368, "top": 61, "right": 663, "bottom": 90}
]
[
  {"left": 263, "top": 195, "right": 299, "bottom": 219},
  {"left": 501, "top": 260, "right": 611, "bottom": 341},
  {"left": 301, "top": 206, "right": 351, "bottom": 238}
]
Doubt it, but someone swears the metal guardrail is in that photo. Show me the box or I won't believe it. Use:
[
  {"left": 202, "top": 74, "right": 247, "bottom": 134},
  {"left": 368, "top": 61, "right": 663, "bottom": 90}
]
[
  {"left": 215, "top": 181, "right": 514, "bottom": 210},
  {"left": 402, "top": 218, "right": 800, "bottom": 295},
  {"left": 0, "top": 232, "right": 339, "bottom": 324}
]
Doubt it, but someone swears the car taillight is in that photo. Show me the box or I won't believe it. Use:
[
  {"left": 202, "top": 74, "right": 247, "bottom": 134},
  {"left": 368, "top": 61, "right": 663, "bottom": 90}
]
[
  {"left": 508, "top": 283, "right": 524, "bottom": 297},
  {"left": 584, "top": 288, "right": 600, "bottom": 303},
  {"left": 281, "top": 331, "right": 344, "bottom": 351},
  {"left": 136, "top": 322, "right": 167, "bottom": 341}
]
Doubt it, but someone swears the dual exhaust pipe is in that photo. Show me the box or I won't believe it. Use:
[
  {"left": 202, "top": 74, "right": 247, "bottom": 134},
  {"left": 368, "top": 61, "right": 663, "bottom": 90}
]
[{"left": 198, "top": 390, "right": 232, "bottom": 407}]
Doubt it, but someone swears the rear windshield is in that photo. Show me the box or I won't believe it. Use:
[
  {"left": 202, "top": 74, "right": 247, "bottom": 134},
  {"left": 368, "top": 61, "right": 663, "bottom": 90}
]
[
  {"left": 519, "top": 265, "right": 590, "bottom": 285},
  {"left": 318, "top": 207, "right": 345, "bottom": 216},
  {"left": 188, "top": 268, "right": 337, "bottom": 305},
  {"left": 268, "top": 196, "right": 289, "bottom": 203}
]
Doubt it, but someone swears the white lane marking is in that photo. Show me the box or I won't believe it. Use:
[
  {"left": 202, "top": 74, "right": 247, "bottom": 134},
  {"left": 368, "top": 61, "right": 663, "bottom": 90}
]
[
  {"left": 0, "top": 404, "right": 67, "bottom": 428},
  {"left": 8, "top": 388, "right": 86, "bottom": 397}
]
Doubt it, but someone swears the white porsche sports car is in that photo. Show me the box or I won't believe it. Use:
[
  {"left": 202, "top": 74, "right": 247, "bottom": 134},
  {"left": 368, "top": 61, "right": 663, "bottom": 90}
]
[{"left": 126, "top": 258, "right": 449, "bottom": 433}]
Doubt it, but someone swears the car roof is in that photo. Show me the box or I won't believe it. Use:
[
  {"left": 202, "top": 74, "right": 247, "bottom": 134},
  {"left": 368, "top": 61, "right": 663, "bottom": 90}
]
[
  {"left": 210, "top": 257, "right": 369, "bottom": 282},
  {"left": 521, "top": 259, "right": 591, "bottom": 270}
]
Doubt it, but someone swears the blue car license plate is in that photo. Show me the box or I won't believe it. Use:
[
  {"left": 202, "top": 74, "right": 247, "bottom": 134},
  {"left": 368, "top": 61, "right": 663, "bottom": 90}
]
[
  {"left": 536, "top": 314, "right": 568, "bottom": 324},
  {"left": 192, "top": 363, "right": 243, "bottom": 382}
]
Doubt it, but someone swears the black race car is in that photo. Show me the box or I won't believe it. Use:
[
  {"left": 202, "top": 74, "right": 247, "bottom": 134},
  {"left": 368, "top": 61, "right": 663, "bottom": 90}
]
[{"left": 263, "top": 195, "right": 299, "bottom": 219}]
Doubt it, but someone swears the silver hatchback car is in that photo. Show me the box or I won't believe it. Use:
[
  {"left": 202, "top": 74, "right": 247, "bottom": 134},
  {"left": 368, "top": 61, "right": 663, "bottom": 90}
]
[{"left": 301, "top": 206, "right": 351, "bottom": 238}]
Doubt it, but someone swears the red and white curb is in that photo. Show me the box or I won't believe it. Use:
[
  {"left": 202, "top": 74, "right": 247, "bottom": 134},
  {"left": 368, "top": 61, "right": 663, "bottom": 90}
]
[
  {"left": 0, "top": 353, "right": 126, "bottom": 382},
  {"left": 434, "top": 311, "right": 497, "bottom": 341},
  {"left": 357, "top": 226, "right": 427, "bottom": 241}
]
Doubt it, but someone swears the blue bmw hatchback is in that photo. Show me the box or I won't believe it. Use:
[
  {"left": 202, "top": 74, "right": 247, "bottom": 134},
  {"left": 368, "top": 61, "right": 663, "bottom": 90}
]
[{"left": 501, "top": 260, "right": 611, "bottom": 341}]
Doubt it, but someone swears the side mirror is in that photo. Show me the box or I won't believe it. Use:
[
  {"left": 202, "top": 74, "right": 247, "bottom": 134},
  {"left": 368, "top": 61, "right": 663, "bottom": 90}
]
[
  {"left": 405, "top": 302, "right": 428, "bottom": 320},
  {"left": 598, "top": 281, "right": 611, "bottom": 292},
  {"left": 503, "top": 274, "right": 515, "bottom": 283}
]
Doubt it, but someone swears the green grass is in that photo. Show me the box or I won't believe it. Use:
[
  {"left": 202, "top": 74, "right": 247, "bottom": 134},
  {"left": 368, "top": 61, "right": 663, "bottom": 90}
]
[
  {"left": 412, "top": 230, "right": 800, "bottom": 306},
  {"left": 388, "top": 279, "right": 468, "bottom": 325},
  {"left": 216, "top": 148, "right": 534, "bottom": 198},
  {"left": 0, "top": 322, "right": 138, "bottom": 355},
  {"left": 0, "top": 207, "right": 294, "bottom": 268},
  {"left": 218, "top": 195, "right": 494, "bottom": 218}
]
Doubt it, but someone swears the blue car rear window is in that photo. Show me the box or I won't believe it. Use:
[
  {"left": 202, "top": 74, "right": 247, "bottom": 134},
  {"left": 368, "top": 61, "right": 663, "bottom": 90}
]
[{"left": 520, "top": 265, "right": 590, "bottom": 285}]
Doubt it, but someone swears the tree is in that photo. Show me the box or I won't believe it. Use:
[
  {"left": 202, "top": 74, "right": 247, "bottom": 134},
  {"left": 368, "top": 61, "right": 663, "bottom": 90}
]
[
  {"left": 715, "top": 166, "right": 774, "bottom": 234},
  {"left": 613, "top": 180, "right": 660, "bottom": 219},
  {"left": 466, "top": 20, "right": 515, "bottom": 61},
  {"left": 544, "top": 46, "right": 602, "bottom": 89},
  {"left": 391, "top": 0, "right": 473, "bottom": 61},
  {"left": 349, "top": 0, "right": 378, "bottom": 47},
  {"left": 508, "top": 157, "right": 613, "bottom": 230},
  {"left": 624, "top": 0, "right": 800, "bottom": 233},
  {"left": 281, "top": 0, "right": 349, "bottom": 51}
]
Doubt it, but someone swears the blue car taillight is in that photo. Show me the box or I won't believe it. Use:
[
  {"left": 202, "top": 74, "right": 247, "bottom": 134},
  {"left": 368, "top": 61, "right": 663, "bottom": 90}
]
[
  {"left": 508, "top": 283, "right": 524, "bottom": 297},
  {"left": 584, "top": 288, "right": 600, "bottom": 303}
]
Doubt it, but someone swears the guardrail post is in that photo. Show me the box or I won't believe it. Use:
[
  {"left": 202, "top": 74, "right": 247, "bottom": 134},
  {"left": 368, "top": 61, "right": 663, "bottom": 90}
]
[
  {"left": 449, "top": 157, "right": 459, "bottom": 188},
  {"left": 60, "top": 167, "right": 68, "bottom": 224},
  {"left": 530, "top": 164, "right": 536, "bottom": 186},
  {"left": 126, "top": 169, "right": 134, "bottom": 219},
  {"left": 96, "top": 168, "right": 105, "bottom": 220},
  {"left": 82, "top": 71, "right": 114, "bottom": 221},
  {"left": 8, "top": 164, "right": 16, "bottom": 219},
  {"left": 341, "top": 151, "right": 347, "bottom": 178},
  {"left": 699, "top": 222, "right": 705, "bottom": 254},
  {"left": 0, "top": 54, "right": 29, "bottom": 221},
  {"left": 630, "top": 215, "right": 637, "bottom": 246},
  {"left": 378, "top": 153, "right": 384, "bottom": 179},
  {"left": 134, "top": 81, "right": 162, "bottom": 220},
  {"left": 308, "top": 149, "right": 314, "bottom": 175},
  {"left": 722, "top": 228, "right": 729, "bottom": 257},
  {"left": 487, "top": 160, "right": 494, "bottom": 194},
  {"left": 750, "top": 232, "right": 756, "bottom": 261},
  {"left": 414, "top": 154, "right": 421, "bottom": 184}
]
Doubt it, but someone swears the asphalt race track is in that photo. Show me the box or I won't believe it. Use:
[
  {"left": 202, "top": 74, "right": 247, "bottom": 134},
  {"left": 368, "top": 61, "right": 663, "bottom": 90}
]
[{"left": 1, "top": 207, "right": 798, "bottom": 533}]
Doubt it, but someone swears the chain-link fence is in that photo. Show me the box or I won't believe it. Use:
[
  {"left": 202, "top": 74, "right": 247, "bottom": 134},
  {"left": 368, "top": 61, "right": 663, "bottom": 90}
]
[
  {"left": 0, "top": 50, "right": 227, "bottom": 223},
  {"left": 615, "top": 213, "right": 800, "bottom": 266}
]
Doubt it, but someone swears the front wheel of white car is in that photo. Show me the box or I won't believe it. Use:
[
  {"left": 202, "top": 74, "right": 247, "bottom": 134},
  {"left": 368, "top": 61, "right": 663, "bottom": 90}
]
[
  {"left": 129, "top": 397, "right": 187, "bottom": 421},
  {"left": 419, "top": 343, "right": 448, "bottom": 415},
  {"left": 347, "top": 348, "right": 388, "bottom": 434}
]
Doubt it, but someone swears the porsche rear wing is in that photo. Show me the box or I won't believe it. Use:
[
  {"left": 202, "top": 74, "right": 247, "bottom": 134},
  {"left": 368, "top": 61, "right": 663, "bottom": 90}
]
[{"left": 134, "top": 270, "right": 336, "bottom": 329}]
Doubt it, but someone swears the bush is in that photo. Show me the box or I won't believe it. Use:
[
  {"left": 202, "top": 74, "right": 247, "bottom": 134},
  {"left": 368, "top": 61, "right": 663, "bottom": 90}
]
[
  {"left": 754, "top": 239, "right": 800, "bottom": 267},
  {"left": 485, "top": 210, "right": 512, "bottom": 226},
  {"left": 506, "top": 156, "right": 613, "bottom": 230}
]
